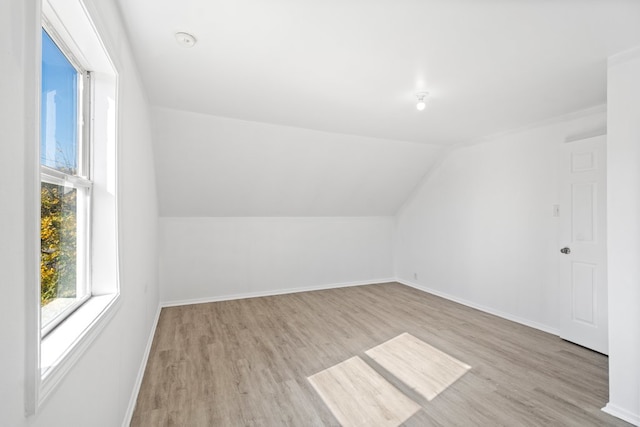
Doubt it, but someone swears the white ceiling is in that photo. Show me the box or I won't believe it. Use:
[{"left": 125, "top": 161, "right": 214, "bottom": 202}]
[
  {"left": 117, "top": 0, "right": 640, "bottom": 145},
  {"left": 151, "top": 107, "right": 441, "bottom": 216}
]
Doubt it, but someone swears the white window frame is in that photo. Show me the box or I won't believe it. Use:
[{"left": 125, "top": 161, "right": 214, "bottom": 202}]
[
  {"left": 26, "top": 0, "right": 121, "bottom": 415},
  {"left": 39, "top": 24, "right": 93, "bottom": 337}
]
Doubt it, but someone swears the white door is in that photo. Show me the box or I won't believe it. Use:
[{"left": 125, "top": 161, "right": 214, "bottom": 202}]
[{"left": 559, "top": 135, "right": 608, "bottom": 354}]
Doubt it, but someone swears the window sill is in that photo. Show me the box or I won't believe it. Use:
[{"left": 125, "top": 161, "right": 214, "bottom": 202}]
[
  {"left": 42, "top": 298, "right": 79, "bottom": 326},
  {"left": 39, "top": 293, "right": 121, "bottom": 405}
]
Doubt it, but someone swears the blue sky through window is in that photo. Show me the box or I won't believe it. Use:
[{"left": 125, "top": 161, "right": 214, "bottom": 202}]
[{"left": 41, "top": 29, "right": 79, "bottom": 174}]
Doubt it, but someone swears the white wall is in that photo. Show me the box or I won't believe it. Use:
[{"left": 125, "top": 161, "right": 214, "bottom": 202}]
[
  {"left": 153, "top": 106, "right": 428, "bottom": 306},
  {"left": 0, "top": 0, "right": 159, "bottom": 426},
  {"left": 151, "top": 106, "right": 441, "bottom": 217},
  {"left": 604, "top": 47, "right": 640, "bottom": 425},
  {"left": 160, "top": 217, "right": 394, "bottom": 304},
  {"left": 0, "top": 1, "right": 32, "bottom": 425},
  {"left": 395, "top": 109, "right": 606, "bottom": 333}
]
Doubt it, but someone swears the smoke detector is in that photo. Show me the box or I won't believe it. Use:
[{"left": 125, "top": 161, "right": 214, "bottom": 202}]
[{"left": 175, "top": 32, "right": 197, "bottom": 48}]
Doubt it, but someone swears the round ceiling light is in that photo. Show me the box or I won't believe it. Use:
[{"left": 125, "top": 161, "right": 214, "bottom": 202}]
[
  {"left": 175, "top": 32, "right": 197, "bottom": 48},
  {"left": 416, "top": 92, "right": 429, "bottom": 111}
]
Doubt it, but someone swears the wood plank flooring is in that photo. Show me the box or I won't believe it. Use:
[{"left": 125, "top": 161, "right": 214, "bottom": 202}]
[
  {"left": 131, "top": 282, "right": 631, "bottom": 426},
  {"left": 308, "top": 356, "right": 421, "bottom": 426},
  {"left": 365, "top": 332, "right": 471, "bottom": 402}
]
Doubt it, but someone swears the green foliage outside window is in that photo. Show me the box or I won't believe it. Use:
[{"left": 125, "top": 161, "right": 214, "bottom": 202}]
[{"left": 40, "top": 183, "right": 77, "bottom": 306}]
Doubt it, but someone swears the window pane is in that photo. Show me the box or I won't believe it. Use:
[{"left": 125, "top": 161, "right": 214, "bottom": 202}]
[
  {"left": 40, "top": 182, "right": 81, "bottom": 327},
  {"left": 41, "top": 29, "right": 79, "bottom": 174}
]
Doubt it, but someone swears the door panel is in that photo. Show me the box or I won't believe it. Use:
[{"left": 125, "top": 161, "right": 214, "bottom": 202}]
[
  {"left": 571, "top": 261, "right": 595, "bottom": 325},
  {"left": 571, "top": 182, "right": 596, "bottom": 242},
  {"left": 559, "top": 135, "right": 607, "bottom": 354}
]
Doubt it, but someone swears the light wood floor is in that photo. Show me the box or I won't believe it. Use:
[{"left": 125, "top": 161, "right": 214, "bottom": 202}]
[{"left": 131, "top": 283, "right": 630, "bottom": 426}]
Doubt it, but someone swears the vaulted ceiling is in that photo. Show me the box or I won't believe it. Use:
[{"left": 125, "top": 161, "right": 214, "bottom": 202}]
[
  {"left": 116, "top": 0, "right": 640, "bottom": 216},
  {"left": 118, "top": 0, "right": 640, "bottom": 145},
  {"left": 151, "top": 107, "right": 441, "bottom": 216}
]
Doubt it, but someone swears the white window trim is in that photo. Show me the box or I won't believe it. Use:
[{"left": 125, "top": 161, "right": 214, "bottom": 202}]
[
  {"left": 39, "top": 294, "right": 121, "bottom": 403},
  {"left": 40, "top": 25, "right": 92, "bottom": 332},
  {"left": 25, "top": 0, "right": 121, "bottom": 415}
]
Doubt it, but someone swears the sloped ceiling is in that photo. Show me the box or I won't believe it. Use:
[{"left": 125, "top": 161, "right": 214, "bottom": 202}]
[
  {"left": 152, "top": 107, "right": 440, "bottom": 216},
  {"left": 117, "top": 0, "right": 640, "bottom": 216}
]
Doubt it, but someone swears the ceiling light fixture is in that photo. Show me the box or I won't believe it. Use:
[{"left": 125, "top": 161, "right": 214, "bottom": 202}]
[
  {"left": 175, "top": 32, "right": 197, "bottom": 48},
  {"left": 416, "top": 92, "right": 429, "bottom": 111}
]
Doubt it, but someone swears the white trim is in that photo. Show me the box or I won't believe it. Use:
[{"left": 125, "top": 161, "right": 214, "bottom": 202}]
[
  {"left": 602, "top": 403, "right": 640, "bottom": 426},
  {"left": 39, "top": 294, "right": 121, "bottom": 407},
  {"left": 462, "top": 104, "right": 607, "bottom": 148},
  {"left": 160, "top": 216, "right": 394, "bottom": 223},
  {"left": 397, "top": 279, "right": 560, "bottom": 336},
  {"left": 564, "top": 128, "right": 607, "bottom": 143},
  {"left": 161, "top": 278, "right": 396, "bottom": 308},
  {"left": 160, "top": 278, "right": 559, "bottom": 335},
  {"left": 24, "top": 0, "right": 43, "bottom": 415},
  {"left": 608, "top": 45, "right": 640, "bottom": 67},
  {"left": 121, "top": 303, "right": 162, "bottom": 427}
]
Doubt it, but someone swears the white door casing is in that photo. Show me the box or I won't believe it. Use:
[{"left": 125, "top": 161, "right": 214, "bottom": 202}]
[{"left": 559, "top": 135, "right": 608, "bottom": 354}]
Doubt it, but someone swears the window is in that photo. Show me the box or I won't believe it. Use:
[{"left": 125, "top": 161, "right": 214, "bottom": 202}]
[
  {"left": 40, "top": 27, "right": 92, "bottom": 336},
  {"left": 26, "top": 0, "right": 120, "bottom": 414}
]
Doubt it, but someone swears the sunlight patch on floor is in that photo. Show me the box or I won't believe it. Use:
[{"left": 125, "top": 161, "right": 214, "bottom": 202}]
[
  {"left": 308, "top": 356, "right": 421, "bottom": 427},
  {"left": 366, "top": 332, "right": 471, "bottom": 401},
  {"left": 308, "top": 333, "right": 471, "bottom": 426}
]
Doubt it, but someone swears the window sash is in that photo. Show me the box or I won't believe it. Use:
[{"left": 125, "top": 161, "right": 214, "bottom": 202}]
[
  {"left": 40, "top": 171, "right": 92, "bottom": 336},
  {"left": 40, "top": 26, "right": 93, "bottom": 336}
]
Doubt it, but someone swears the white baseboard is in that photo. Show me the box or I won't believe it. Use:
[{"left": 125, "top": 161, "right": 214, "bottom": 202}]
[
  {"left": 397, "top": 279, "right": 560, "bottom": 336},
  {"left": 603, "top": 403, "right": 640, "bottom": 426},
  {"left": 160, "top": 278, "right": 396, "bottom": 307},
  {"left": 161, "top": 278, "right": 559, "bottom": 335},
  {"left": 121, "top": 303, "right": 162, "bottom": 427}
]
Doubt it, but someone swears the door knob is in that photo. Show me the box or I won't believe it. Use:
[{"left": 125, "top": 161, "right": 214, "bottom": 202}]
[{"left": 560, "top": 247, "right": 571, "bottom": 254}]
